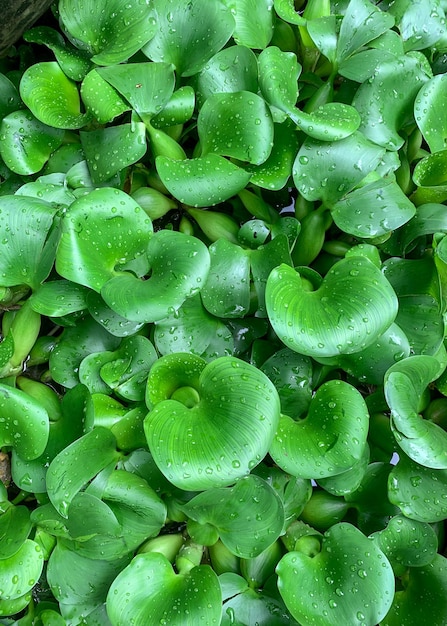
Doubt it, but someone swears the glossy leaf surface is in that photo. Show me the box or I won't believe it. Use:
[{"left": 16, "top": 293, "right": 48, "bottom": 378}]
[
  {"left": 144, "top": 354, "right": 280, "bottom": 490},
  {"left": 266, "top": 258, "right": 398, "bottom": 357}
]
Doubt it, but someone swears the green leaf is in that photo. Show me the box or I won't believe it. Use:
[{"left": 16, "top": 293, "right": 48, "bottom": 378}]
[
  {"left": 260, "top": 348, "right": 313, "bottom": 418},
  {"left": 151, "top": 86, "right": 196, "bottom": 128},
  {"left": 97, "top": 62, "right": 175, "bottom": 123},
  {"left": 49, "top": 318, "right": 120, "bottom": 388},
  {"left": 266, "top": 258, "right": 398, "bottom": 358},
  {"left": 201, "top": 239, "right": 251, "bottom": 318},
  {"left": 46, "top": 427, "right": 120, "bottom": 517},
  {"left": 277, "top": 523, "right": 394, "bottom": 626},
  {"left": 107, "top": 552, "right": 221, "bottom": 625},
  {"left": 182, "top": 475, "right": 284, "bottom": 558},
  {"left": 384, "top": 355, "right": 447, "bottom": 468},
  {"left": 0, "top": 539, "right": 44, "bottom": 601},
  {"left": 370, "top": 515, "right": 438, "bottom": 568},
  {"left": 381, "top": 555, "right": 447, "bottom": 626},
  {"left": 269, "top": 379, "right": 369, "bottom": 479},
  {"left": 144, "top": 354, "right": 280, "bottom": 490},
  {"left": 331, "top": 176, "right": 416, "bottom": 238},
  {"left": 80, "top": 69, "right": 130, "bottom": 124},
  {"left": 198, "top": 91, "right": 274, "bottom": 165},
  {"left": 20, "top": 62, "right": 91, "bottom": 129},
  {"left": 0, "top": 73, "right": 22, "bottom": 119},
  {"left": 101, "top": 229, "right": 210, "bottom": 323},
  {"left": 224, "top": 0, "right": 274, "bottom": 49},
  {"left": 59, "top": 0, "right": 157, "bottom": 65},
  {"left": 0, "top": 384, "right": 49, "bottom": 460},
  {"left": 0, "top": 110, "right": 64, "bottom": 175},
  {"left": 289, "top": 103, "right": 361, "bottom": 142},
  {"left": 56, "top": 187, "right": 153, "bottom": 292},
  {"left": 273, "top": 0, "right": 306, "bottom": 25},
  {"left": 414, "top": 74, "right": 447, "bottom": 153},
  {"left": 142, "top": 0, "right": 234, "bottom": 76},
  {"left": 258, "top": 46, "right": 300, "bottom": 114},
  {"left": 388, "top": 0, "right": 446, "bottom": 52},
  {"left": 352, "top": 54, "right": 431, "bottom": 150},
  {"left": 388, "top": 454, "right": 447, "bottom": 523},
  {"left": 29, "top": 280, "right": 89, "bottom": 317},
  {"left": 156, "top": 153, "right": 252, "bottom": 207},
  {"left": 23, "top": 26, "right": 92, "bottom": 81},
  {"left": 336, "top": 0, "right": 395, "bottom": 64},
  {"left": 293, "top": 131, "right": 386, "bottom": 204},
  {"left": 194, "top": 45, "right": 258, "bottom": 108},
  {"left": 80, "top": 122, "right": 147, "bottom": 183},
  {"left": 0, "top": 195, "right": 59, "bottom": 290},
  {"left": 86, "top": 292, "right": 145, "bottom": 338},
  {"left": 0, "top": 503, "right": 32, "bottom": 559}
]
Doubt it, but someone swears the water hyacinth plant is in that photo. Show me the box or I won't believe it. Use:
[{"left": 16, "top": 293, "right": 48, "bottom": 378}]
[{"left": 1, "top": 0, "right": 447, "bottom": 624}]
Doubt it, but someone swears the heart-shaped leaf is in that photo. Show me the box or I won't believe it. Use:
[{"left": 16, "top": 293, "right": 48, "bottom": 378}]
[
  {"left": 20, "top": 62, "right": 91, "bottom": 129},
  {"left": 198, "top": 91, "right": 274, "bottom": 165},
  {"left": 0, "top": 195, "right": 59, "bottom": 290},
  {"left": 182, "top": 475, "right": 284, "bottom": 558},
  {"left": 59, "top": 0, "right": 157, "bottom": 65},
  {"left": 388, "top": 454, "right": 447, "bottom": 523},
  {"left": 384, "top": 355, "right": 447, "bottom": 468},
  {"left": 0, "top": 110, "right": 64, "bottom": 175},
  {"left": 101, "top": 229, "right": 210, "bottom": 323},
  {"left": 156, "top": 154, "right": 252, "bottom": 207},
  {"left": 142, "top": 0, "right": 234, "bottom": 76},
  {"left": 266, "top": 257, "right": 398, "bottom": 358},
  {"left": 269, "top": 379, "right": 369, "bottom": 479},
  {"left": 106, "top": 552, "right": 222, "bottom": 626},
  {"left": 144, "top": 354, "right": 280, "bottom": 490},
  {"left": 276, "top": 523, "right": 394, "bottom": 626},
  {"left": 56, "top": 187, "right": 153, "bottom": 292},
  {"left": 331, "top": 176, "right": 416, "bottom": 238},
  {"left": 46, "top": 426, "right": 120, "bottom": 517},
  {"left": 293, "top": 132, "right": 386, "bottom": 204},
  {"left": 370, "top": 514, "right": 438, "bottom": 568},
  {"left": 258, "top": 46, "right": 300, "bottom": 114}
]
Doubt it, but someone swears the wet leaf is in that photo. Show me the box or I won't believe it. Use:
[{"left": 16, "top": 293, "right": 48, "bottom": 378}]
[
  {"left": 0, "top": 539, "right": 44, "bottom": 601},
  {"left": 414, "top": 74, "right": 447, "bottom": 153},
  {"left": 225, "top": 0, "right": 274, "bottom": 49}
]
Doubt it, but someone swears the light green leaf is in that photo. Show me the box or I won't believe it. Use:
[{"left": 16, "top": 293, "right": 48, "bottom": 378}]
[
  {"left": 270, "top": 379, "right": 369, "bottom": 479},
  {"left": 388, "top": 0, "right": 446, "bottom": 52},
  {"left": 370, "top": 515, "right": 438, "bottom": 568},
  {"left": 352, "top": 54, "right": 431, "bottom": 150},
  {"left": 156, "top": 154, "right": 252, "bottom": 207},
  {"left": 266, "top": 258, "right": 398, "bottom": 358},
  {"left": 414, "top": 74, "right": 447, "bottom": 153},
  {"left": 142, "top": 0, "right": 235, "bottom": 77},
  {"left": 198, "top": 91, "right": 274, "bottom": 165},
  {"left": 224, "top": 0, "right": 274, "bottom": 49},
  {"left": 59, "top": 0, "right": 157, "bottom": 65},
  {"left": 20, "top": 62, "right": 91, "bottom": 129},
  {"left": 56, "top": 187, "right": 153, "bottom": 293},
  {"left": 0, "top": 539, "right": 44, "bottom": 601},
  {"left": 277, "top": 523, "right": 394, "bottom": 626},
  {"left": 258, "top": 46, "right": 300, "bottom": 113},
  {"left": 0, "top": 110, "right": 64, "bottom": 175},
  {"left": 81, "top": 69, "right": 130, "bottom": 124},
  {"left": 46, "top": 427, "right": 120, "bottom": 517},
  {"left": 182, "top": 475, "right": 284, "bottom": 558},
  {"left": 30, "top": 280, "right": 89, "bottom": 317},
  {"left": 0, "top": 195, "right": 59, "bottom": 290},
  {"left": 293, "top": 131, "right": 386, "bottom": 204},
  {"left": 0, "top": 383, "right": 49, "bottom": 460},
  {"left": 385, "top": 355, "right": 447, "bottom": 468},
  {"left": 0, "top": 504, "right": 32, "bottom": 559},
  {"left": 289, "top": 103, "right": 361, "bottom": 142},
  {"left": 144, "top": 354, "right": 280, "bottom": 490},
  {"left": 331, "top": 176, "right": 416, "bottom": 238},
  {"left": 101, "top": 229, "right": 210, "bottom": 323},
  {"left": 194, "top": 45, "right": 258, "bottom": 108}
]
